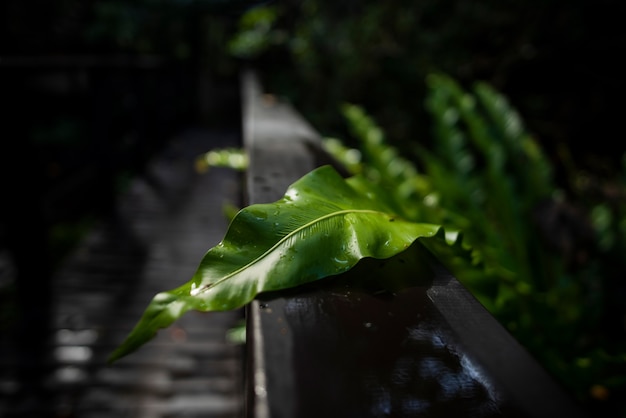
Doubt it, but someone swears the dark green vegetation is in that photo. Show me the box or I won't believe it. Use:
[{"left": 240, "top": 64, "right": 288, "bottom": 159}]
[
  {"left": 227, "top": 3, "right": 626, "bottom": 414},
  {"left": 325, "top": 77, "right": 626, "bottom": 415},
  {"left": 111, "top": 69, "right": 626, "bottom": 415},
  {"left": 229, "top": 0, "right": 625, "bottom": 179},
  {"left": 3, "top": 0, "right": 624, "bottom": 416}
]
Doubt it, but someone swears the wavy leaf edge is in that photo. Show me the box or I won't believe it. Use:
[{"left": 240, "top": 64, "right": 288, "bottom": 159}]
[{"left": 108, "top": 165, "right": 454, "bottom": 363}]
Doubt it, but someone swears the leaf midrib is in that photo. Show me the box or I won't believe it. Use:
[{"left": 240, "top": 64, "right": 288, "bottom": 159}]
[{"left": 192, "top": 208, "right": 389, "bottom": 295}]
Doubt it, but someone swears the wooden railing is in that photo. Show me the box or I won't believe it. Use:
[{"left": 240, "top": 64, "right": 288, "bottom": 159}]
[{"left": 241, "top": 69, "right": 587, "bottom": 418}]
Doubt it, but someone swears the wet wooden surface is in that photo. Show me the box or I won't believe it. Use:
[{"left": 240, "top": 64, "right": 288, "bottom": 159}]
[
  {"left": 242, "top": 70, "right": 587, "bottom": 418},
  {"left": 0, "top": 128, "right": 245, "bottom": 417}
]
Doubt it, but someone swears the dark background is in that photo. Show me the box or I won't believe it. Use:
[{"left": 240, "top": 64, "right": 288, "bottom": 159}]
[
  {"left": 246, "top": 0, "right": 626, "bottom": 188},
  {"left": 0, "top": 1, "right": 624, "bottom": 415},
  {"left": 0, "top": 0, "right": 245, "bottom": 273},
  {"left": 0, "top": 1, "right": 246, "bottom": 402},
  {"left": 1, "top": 0, "right": 624, "bottom": 271}
]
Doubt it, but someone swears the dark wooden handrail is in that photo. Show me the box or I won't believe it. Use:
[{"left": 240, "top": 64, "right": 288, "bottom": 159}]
[{"left": 241, "top": 69, "right": 587, "bottom": 418}]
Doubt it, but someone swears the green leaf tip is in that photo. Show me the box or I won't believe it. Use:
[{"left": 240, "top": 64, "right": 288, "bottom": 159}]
[{"left": 109, "top": 164, "right": 444, "bottom": 363}]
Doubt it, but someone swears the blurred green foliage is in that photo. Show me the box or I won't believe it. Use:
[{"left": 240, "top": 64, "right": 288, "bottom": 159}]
[
  {"left": 228, "top": 0, "right": 626, "bottom": 180},
  {"left": 228, "top": 4, "right": 286, "bottom": 58},
  {"left": 322, "top": 74, "right": 626, "bottom": 416},
  {"left": 82, "top": 0, "right": 244, "bottom": 76},
  {"left": 4, "top": 0, "right": 623, "bottom": 413},
  {"left": 228, "top": 5, "right": 626, "bottom": 412}
]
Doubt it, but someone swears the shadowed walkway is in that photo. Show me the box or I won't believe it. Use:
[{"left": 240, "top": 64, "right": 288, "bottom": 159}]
[{"left": 0, "top": 128, "right": 245, "bottom": 417}]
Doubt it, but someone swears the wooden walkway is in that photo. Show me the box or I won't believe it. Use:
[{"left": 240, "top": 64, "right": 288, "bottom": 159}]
[{"left": 0, "top": 128, "right": 245, "bottom": 417}]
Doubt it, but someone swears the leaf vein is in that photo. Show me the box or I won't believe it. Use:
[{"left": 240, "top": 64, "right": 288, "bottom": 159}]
[{"left": 192, "top": 208, "right": 388, "bottom": 295}]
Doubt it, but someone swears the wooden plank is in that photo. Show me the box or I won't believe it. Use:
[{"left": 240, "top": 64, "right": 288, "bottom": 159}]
[
  {"left": 426, "top": 261, "right": 586, "bottom": 418},
  {"left": 241, "top": 69, "right": 587, "bottom": 418},
  {"left": 241, "top": 69, "right": 323, "bottom": 205},
  {"left": 241, "top": 68, "right": 322, "bottom": 418}
]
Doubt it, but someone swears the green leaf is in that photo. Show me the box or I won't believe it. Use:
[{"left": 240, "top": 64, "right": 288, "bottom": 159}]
[
  {"left": 194, "top": 147, "right": 248, "bottom": 173},
  {"left": 108, "top": 165, "right": 442, "bottom": 363}
]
